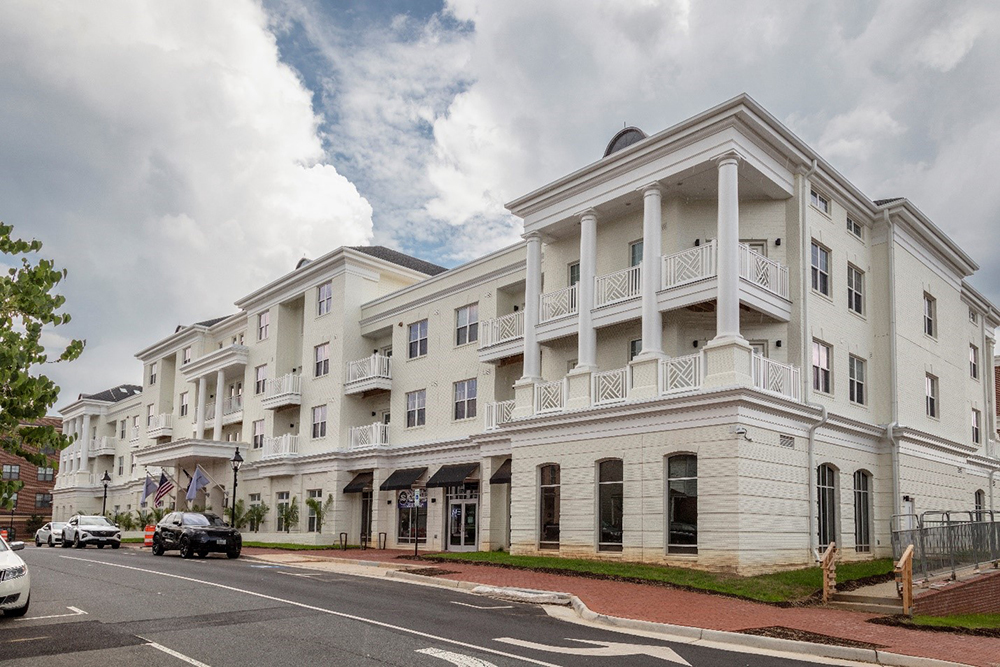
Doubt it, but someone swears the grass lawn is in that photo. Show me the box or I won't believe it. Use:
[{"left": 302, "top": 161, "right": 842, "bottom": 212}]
[
  {"left": 910, "top": 614, "right": 1000, "bottom": 630},
  {"left": 429, "top": 552, "right": 893, "bottom": 603},
  {"left": 121, "top": 537, "right": 144, "bottom": 543}
]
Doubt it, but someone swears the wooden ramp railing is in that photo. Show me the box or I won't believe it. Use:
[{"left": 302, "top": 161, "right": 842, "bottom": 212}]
[
  {"left": 820, "top": 542, "right": 837, "bottom": 603},
  {"left": 895, "top": 544, "right": 914, "bottom": 615}
]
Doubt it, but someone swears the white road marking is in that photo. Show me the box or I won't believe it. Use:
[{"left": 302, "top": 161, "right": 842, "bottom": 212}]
[
  {"left": 416, "top": 647, "right": 498, "bottom": 666},
  {"left": 17, "top": 605, "right": 88, "bottom": 621},
  {"left": 449, "top": 601, "right": 514, "bottom": 610},
  {"left": 139, "top": 637, "right": 213, "bottom": 667},
  {"left": 4, "top": 636, "right": 49, "bottom": 643},
  {"left": 496, "top": 637, "right": 690, "bottom": 665},
  {"left": 59, "top": 556, "right": 563, "bottom": 667}
]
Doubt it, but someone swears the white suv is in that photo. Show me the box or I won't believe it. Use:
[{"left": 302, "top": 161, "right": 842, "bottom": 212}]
[
  {"left": 60, "top": 515, "right": 121, "bottom": 549},
  {"left": 0, "top": 535, "right": 30, "bottom": 617}
]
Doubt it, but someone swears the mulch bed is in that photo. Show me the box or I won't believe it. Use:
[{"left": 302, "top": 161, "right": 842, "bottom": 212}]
[
  {"left": 739, "top": 626, "right": 886, "bottom": 649},
  {"left": 869, "top": 616, "right": 1000, "bottom": 638},
  {"left": 401, "top": 567, "right": 463, "bottom": 577}
]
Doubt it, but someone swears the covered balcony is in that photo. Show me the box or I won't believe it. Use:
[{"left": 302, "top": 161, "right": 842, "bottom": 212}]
[
  {"left": 146, "top": 413, "right": 173, "bottom": 439},
  {"left": 344, "top": 354, "right": 392, "bottom": 395},
  {"left": 478, "top": 312, "right": 524, "bottom": 363},
  {"left": 349, "top": 422, "right": 389, "bottom": 450},
  {"left": 262, "top": 434, "right": 299, "bottom": 459},
  {"left": 262, "top": 373, "right": 302, "bottom": 410},
  {"left": 88, "top": 436, "right": 118, "bottom": 458}
]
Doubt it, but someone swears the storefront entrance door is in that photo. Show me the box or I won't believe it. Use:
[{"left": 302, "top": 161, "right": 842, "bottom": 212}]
[{"left": 448, "top": 500, "right": 477, "bottom": 551}]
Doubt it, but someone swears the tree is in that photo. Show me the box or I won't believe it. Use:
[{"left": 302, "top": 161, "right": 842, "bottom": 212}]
[
  {"left": 246, "top": 502, "right": 269, "bottom": 532},
  {"left": 0, "top": 223, "right": 85, "bottom": 506},
  {"left": 305, "top": 493, "right": 334, "bottom": 533},
  {"left": 225, "top": 498, "right": 249, "bottom": 530},
  {"left": 278, "top": 496, "right": 299, "bottom": 534},
  {"left": 25, "top": 514, "right": 45, "bottom": 535}
]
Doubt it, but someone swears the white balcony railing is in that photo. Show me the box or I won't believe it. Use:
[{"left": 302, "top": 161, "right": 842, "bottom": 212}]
[
  {"left": 129, "top": 425, "right": 140, "bottom": 443},
  {"left": 262, "top": 434, "right": 299, "bottom": 459},
  {"left": 739, "top": 244, "right": 789, "bottom": 299},
  {"left": 89, "top": 436, "right": 117, "bottom": 457},
  {"left": 204, "top": 401, "right": 216, "bottom": 422},
  {"left": 592, "top": 367, "right": 628, "bottom": 405},
  {"left": 660, "top": 353, "right": 703, "bottom": 394},
  {"left": 751, "top": 353, "right": 800, "bottom": 400},
  {"left": 223, "top": 394, "right": 243, "bottom": 415},
  {"left": 540, "top": 284, "right": 578, "bottom": 322},
  {"left": 350, "top": 423, "right": 389, "bottom": 450},
  {"left": 262, "top": 373, "right": 302, "bottom": 410},
  {"left": 662, "top": 241, "right": 717, "bottom": 290},
  {"left": 479, "top": 311, "right": 524, "bottom": 349},
  {"left": 534, "top": 379, "right": 566, "bottom": 414},
  {"left": 484, "top": 400, "right": 515, "bottom": 431},
  {"left": 345, "top": 354, "right": 392, "bottom": 384},
  {"left": 595, "top": 265, "right": 641, "bottom": 307}
]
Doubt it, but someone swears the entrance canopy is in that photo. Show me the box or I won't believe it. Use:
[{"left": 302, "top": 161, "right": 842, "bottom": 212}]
[
  {"left": 343, "top": 471, "right": 373, "bottom": 494},
  {"left": 489, "top": 459, "right": 512, "bottom": 485},
  {"left": 379, "top": 467, "right": 427, "bottom": 491},
  {"left": 426, "top": 463, "right": 479, "bottom": 488}
]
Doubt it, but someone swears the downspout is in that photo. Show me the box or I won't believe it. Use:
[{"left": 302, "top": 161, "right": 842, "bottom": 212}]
[
  {"left": 808, "top": 405, "right": 829, "bottom": 560},
  {"left": 886, "top": 209, "right": 902, "bottom": 520}
]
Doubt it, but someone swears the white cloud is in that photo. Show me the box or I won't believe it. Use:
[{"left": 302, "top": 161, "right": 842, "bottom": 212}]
[{"left": 0, "top": 0, "right": 373, "bottom": 402}]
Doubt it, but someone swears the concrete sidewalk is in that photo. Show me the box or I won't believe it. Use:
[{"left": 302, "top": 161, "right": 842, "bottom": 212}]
[{"left": 240, "top": 547, "right": 999, "bottom": 667}]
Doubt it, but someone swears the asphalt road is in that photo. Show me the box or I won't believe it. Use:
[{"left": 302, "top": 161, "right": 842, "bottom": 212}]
[{"left": 2, "top": 546, "right": 855, "bottom": 667}]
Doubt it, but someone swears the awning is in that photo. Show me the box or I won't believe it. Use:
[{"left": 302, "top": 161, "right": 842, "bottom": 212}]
[
  {"left": 426, "top": 463, "right": 479, "bottom": 488},
  {"left": 379, "top": 467, "right": 427, "bottom": 491},
  {"left": 343, "top": 471, "right": 373, "bottom": 494},
  {"left": 489, "top": 458, "right": 512, "bottom": 485}
]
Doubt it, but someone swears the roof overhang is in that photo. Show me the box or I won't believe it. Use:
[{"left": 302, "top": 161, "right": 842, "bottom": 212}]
[
  {"left": 134, "top": 438, "right": 242, "bottom": 469},
  {"left": 180, "top": 344, "right": 249, "bottom": 382}
]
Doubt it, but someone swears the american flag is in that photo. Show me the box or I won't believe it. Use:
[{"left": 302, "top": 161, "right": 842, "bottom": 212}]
[{"left": 153, "top": 471, "right": 174, "bottom": 507}]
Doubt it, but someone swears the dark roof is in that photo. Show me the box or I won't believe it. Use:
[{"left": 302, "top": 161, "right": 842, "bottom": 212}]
[
  {"left": 349, "top": 246, "right": 447, "bottom": 276},
  {"left": 874, "top": 198, "right": 904, "bottom": 206},
  {"left": 174, "top": 315, "right": 234, "bottom": 333},
  {"left": 80, "top": 384, "right": 142, "bottom": 403},
  {"left": 604, "top": 126, "right": 648, "bottom": 157}
]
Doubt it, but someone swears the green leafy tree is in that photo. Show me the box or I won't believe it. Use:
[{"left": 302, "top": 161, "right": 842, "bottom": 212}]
[
  {"left": 225, "top": 498, "right": 249, "bottom": 530},
  {"left": 149, "top": 506, "right": 167, "bottom": 524},
  {"left": 0, "top": 223, "right": 85, "bottom": 505},
  {"left": 278, "top": 496, "right": 299, "bottom": 534},
  {"left": 305, "top": 494, "right": 335, "bottom": 534},
  {"left": 25, "top": 514, "right": 45, "bottom": 535},
  {"left": 249, "top": 502, "right": 270, "bottom": 532},
  {"left": 136, "top": 509, "right": 152, "bottom": 528}
]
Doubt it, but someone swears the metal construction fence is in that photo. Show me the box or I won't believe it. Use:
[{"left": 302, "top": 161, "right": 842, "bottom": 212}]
[{"left": 891, "top": 511, "right": 1000, "bottom": 581}]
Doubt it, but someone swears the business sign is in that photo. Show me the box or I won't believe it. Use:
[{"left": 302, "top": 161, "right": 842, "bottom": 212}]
[{"left": 397, "top": 489, "right": 427, "bottom": 509}]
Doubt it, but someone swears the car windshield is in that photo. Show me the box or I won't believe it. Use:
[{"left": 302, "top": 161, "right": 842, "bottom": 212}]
[
  {"left": 52, "top": 522, "right": 67, "bottom": 529},
  {"left": 182, "top": 513, "right": 225, "bottom": 526},
  {"left": 80, "top": 516, "right": 114, "bottom": 526}
]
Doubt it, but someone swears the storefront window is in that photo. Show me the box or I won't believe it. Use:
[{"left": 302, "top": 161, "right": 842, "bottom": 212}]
[
  {"left": 397, "top": 489, "right": 427, "bottom": 544},
  {"left": 667, "top": 454, "right": 697, "bottom": 554},
  {"left": 539, "top": 464, "right": 560, "bottom": 549},
  {"left": 598, "top": 459, "right": 623, "bottom": 552}
]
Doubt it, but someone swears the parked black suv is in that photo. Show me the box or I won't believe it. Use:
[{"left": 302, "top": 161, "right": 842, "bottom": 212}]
[{"left": 152, "top": 512, "right": 241, "bottom": 559}]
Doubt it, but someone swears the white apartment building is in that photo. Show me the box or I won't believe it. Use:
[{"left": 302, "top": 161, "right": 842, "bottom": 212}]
[{"left": 53, "top": 95, "right": 1000, "bottom": 573}]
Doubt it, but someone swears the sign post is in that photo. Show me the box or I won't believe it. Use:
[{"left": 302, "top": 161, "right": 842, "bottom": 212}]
[{"left": 412, "top": 489, "right": 421, "bottom": 558}]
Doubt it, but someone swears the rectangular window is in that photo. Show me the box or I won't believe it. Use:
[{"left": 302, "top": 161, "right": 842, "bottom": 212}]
[
  {"left": 2, "top": 464, "right": 20, "bottom": 481},
  {"left": 811, "top": 242, "right": 831, "bottom": 296},
  {"left": 667, "top": 455, "right": 698, "bottom": 555},
  {"left": 629, "top": 240, "right": 644, "bottom": 267},
  {"left": 812, "top": 341, "right": 832, "bottom": 394},
  {"left": 182, "top": 347, "right": 191, "bottom": 365},
  {"left": 972, "top": 409, "right": 982, "bottom": 444},
  {"left": 37, "top": 467, "right": 54, "bottom": 482},
  {"left": 397, "top": 489, "right": 427, "bottom": 544},
  {"left": 317, "top": 281, "right": 332, "bottom": 316},
  {"left": 847, "top": 217, "right": 863, "bottom": 239},
  {"left": 314, "top": 343, "right": 330, "bottom": 377},
  {"left": 254, "top": 365, "right": 268, "bottom": 394},
  {"left": 257, "top": 310, "right": 270, "bottom": 340},
  {"left": 811, "top": 189, "right": 830, "bottom": 214},
  {"left": 311, "top": 405, "right": 327, "bottom": 439},
  {"left": 252, "top": 420, "right": 265, "bottom": 449},
  {"left": 455, "top": 304, "right": 479, "bottom": 346},
  {"left": 970, "top": 344, "right": 979, "bottom": 379},
  {"left": 307, "top": 488, "right": 322, "bottom": 532},
  {"left": 454, "top": 378, "right": 477, "bottom": 420},
  {"left": 970, "top": 308, "right": 979, "bottom": 324},
  {"left": 146, "top": 404, "right": 155, "bottom": 427},
  {"left": 149, "top": 362, "right": 157, "bottom": 385},
  {"left": 629, "top": 339, "right": 642, "bottom": 361},
  {"left": 923, "top": 293, "right": 936, "bottom": 337},
  {"left": 406, "top": 390, "right": 426, "bottom": 428},
  {"left": 119, "top": 419, "right": 127, "bottom": 439},
  {"left": 925, "top": 374, "right": 938, "bottom": 418},
  {"left": 598, "top": 460, "right": 624, "bottom": 552},
  {"left": 276, "top": 491, "right": 290, "bottom": 532},
  {"left": 179, "top": 392, "right": 189, "bottom": 417},
  {"left": 539, "top": 465, "right": 560, "bottom": 549},
  {"left": 35, "top": 493, "right": 52, "bottom": 509},
  {"left": 849, "top": 355, "right": 866, "bottom": 405},
  {"left": 568, "top": 262, "right": 580, "bottom": 287},
  {"left": 408, "top": 320, "right": 428, "bottom": 359},
  {"left": 117, "top": 456, "right": 124, "bottom": 476},
  {"left": 847, "top": 265, "right": 864, "bottom": 315}
]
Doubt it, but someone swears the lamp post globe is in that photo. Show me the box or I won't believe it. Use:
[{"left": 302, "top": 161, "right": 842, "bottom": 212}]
[
  {"left": 101, "top": 470, "right": 112, "bottom": 517},
  {"left": 230, "top": 448, "right": 243, "bottom": 527}
]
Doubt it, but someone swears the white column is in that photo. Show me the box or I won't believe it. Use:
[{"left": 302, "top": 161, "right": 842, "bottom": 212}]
[
  {"left": 714, "top": 154, "right": 742, "bottom": 341},
  {"left": 79, "top": 414, "right": 92, "bottom": 473},
  {"left": 213, "top": 370, "right": 225, "bottom": 438},
  {"left": 576, "top": 210, "right": 598, "bottom": 371},
  {"left": 196, "top": 376, "right": 207, "bottom": 440},
  {"left": 640, "top": 184, "right": 663, "bottom": 356},
  {"left": 521, "top": 232, "right": 543, "bottom": 381}
]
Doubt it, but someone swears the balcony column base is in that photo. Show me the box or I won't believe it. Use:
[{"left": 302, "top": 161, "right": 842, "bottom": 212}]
[
  {"left": 628, "top": 352, "right": 664, "bottom": 401},
  {"left": 701, "top": 337, "right": 754, "bottom": 389},
  {"left": 565, "top": 367, "right": 593, "bottom": 410},
  {"left": 512, "top": 378, "right": 537, "bottom": 420}
]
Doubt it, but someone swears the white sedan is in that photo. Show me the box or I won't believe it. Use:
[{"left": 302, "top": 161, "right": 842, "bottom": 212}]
[
  {"left": 34, "top": 522, "right": 66, "bottom": 547},
  {"left": 0, "top": 535, "right": 30, "bottom": 617}
]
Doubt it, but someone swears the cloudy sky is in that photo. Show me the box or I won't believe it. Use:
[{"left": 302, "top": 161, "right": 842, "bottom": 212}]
[{"left": 2, "top": 0, "right": 999, "bottom": 404}]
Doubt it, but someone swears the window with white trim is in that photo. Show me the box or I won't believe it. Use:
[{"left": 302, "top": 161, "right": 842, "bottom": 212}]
[
  {"left": 254, "top": 365, "right": 267, "bottom": 394},
  {"left": 970, "top": 344, "right": 979, "bottom": 379},
  {"left": 149, "top": 362, "right": 157, "bottom": 385},
  {"left": 847, "top": 264, "right": 864, "bottom": 315},
  {"left": 629, "top": 240, "right": 643, "bottom": 267},
  {"left": 257, "top": 310, "right": 270, "bottom": 340},
  {"left": 311, "top": 405, "right": 327, "bottom": 439},
  {"left": 179, "top": 392, "right": 189, "bottom": 417},
  {"left": 456, "top": 304, "right": 478, "bottom": 346},
  {"left": 972, "top": 408, "right": 981, "bottom": 444},
  {"left": 252, "top": 420, "right": 264, "bottom": 449},
  {"left": 314, "top": 343, "right": 329, "bottom": 377},
  {"left": 817, "top": 463, "right": 838, "bottom": 548},
  {"left": 408, "top": 320, "right": 428, "bottom": 359},
  {"left": 307, "top": 488, "right": 323, "bottom": 532},
  {"left": 317, "top": 281, "right": 332, "bottom": 316},
  {"left": 923, "top": 293, "right": 936, "bottom": 337},
  {"left": 120, "top": 419, "right": 127, "bottom": 439},
  {"left": 406, "top": 389, "right": 426, "bottom": 428},
  {"left": 970, "top": 308, "right": 978, "bottom": 324},
  {"left": 925, "top": 374, "right": 938, "bottom": 418},
  {"left": 811, "top": 242, "right": 831, "bottom": 296},
  {"left": 812, "top": 340, "right": 832, "bottom": 394},
  {"left": 847, "top": 217, "right": 863, "bottom": 239},
  {"left": 182, "top": 347, "right": 191, "bottom": 364},
  {"left": 811, "top": 189, "right": 830, "bottom": 214},
  {"left": 667, "top": 454, "right": 698, "bottom": 554},
  {"left": 853, "top": 471, "right": 871, "bottom": 553},
  {"left": 598, "top": 459, "right": 624, "bottom": 552},
  {"left": 568, "top": 262, "right": 580, "bottom": 287},
  {"left": 146, "top": 404, "right": 155, "bottom": 427},
  {"left": 117, "top": 456, "right": 124, "bottom": 476},
  {"left": 629, "top": 339, "right": 642, "bottom": 361},
  {"left": 454, "top": 379, "right": 477, "bottom": 420},
  {"left": 848, "top": 355, "right": 866, "bottom": 405}
]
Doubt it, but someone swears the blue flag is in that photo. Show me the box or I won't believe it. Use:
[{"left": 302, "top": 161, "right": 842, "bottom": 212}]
[
  {"left": 186, "top": 466, "right": 211, "bottom": 501},
  {"left": 141, "top": 474, "right": 158, "bottom": 504}
]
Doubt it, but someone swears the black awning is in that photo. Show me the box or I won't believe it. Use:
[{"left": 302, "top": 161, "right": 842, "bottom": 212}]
[
  {"left": 489, "top": 458, "right": 512, "bottom": 485},
  {"left": 343, "top": 471, "right": 373, "bottom": 494},
  {"left": 426, "top": 463, "right": 479, "bottom": 488},
  {"left": 379, "top": 467, "right": 427, "bottom": 491}
]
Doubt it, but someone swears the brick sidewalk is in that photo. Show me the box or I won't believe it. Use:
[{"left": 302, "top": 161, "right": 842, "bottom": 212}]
[{"left": 242, "top": 548, "right": 1000, "bottom": 667}]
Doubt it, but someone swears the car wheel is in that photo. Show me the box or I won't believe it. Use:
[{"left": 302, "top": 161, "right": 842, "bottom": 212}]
[
  {"left": 74, "top": 534, "right": 83, "bottom": 549},
  {"left": 227, "top": 547, "right": 241, "bottom": 559},
  {"left": 61, "top": 535, "right": 70, "bottom": 548},
  {"left": 179, "top": 537, "right": 193, "bottom": 559},
  {"left": 4, "top": 595, "right": 29, "bottom": 618},
  {"left": 151, "top": 538, "right": 164, "bottom": 556},
  {"left": 48, "top": 537, "right": 54, "bottom": 547},
  {"left": 111, "top": 542, "right": 120, "bottom": 550},
  {"left": 35, "top": 537, "right": 41, "bottom": 547}
]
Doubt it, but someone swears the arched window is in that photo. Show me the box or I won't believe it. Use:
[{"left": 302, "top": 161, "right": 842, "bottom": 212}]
[
  {"left": 853, "top": 471, "right": 871, "bottom": 553},
  {"left": 539, "top": 465, "right": 560, "bottom": 549},
  {"left": 598, "top": 460, "right": 623, "bottom": 552},
  {"left": 817, "top": 464, "right": 838, "bottom": 548},
  {"left": 975, "top": 489, "right": 986, "bottom": 521},
  {"left": 667, "top": 454, "right": 697, "bottom": 554}
]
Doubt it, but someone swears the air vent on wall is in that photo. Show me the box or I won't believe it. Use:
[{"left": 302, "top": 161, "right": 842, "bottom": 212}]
[{"left": 779, "top": 435, "right": 795, "bottom": 449}]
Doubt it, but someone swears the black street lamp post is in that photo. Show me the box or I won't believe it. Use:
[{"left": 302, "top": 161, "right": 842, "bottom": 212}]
[
  {"left": 230, "top": 448, "right": 243, "bottom": 527},
  {"left": 101, "top": 471, "right": 112, "bottom": 516}
]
